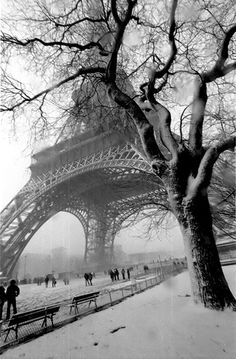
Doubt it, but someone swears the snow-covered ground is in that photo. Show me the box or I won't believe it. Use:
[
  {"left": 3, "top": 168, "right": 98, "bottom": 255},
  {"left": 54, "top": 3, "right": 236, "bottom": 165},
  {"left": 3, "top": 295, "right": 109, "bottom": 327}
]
[
  {"left": 9, "top": 276, "right": 112, "bottom": 313},
  {"left": 2, "top": 266, "right": 235, "bottom": 359}
]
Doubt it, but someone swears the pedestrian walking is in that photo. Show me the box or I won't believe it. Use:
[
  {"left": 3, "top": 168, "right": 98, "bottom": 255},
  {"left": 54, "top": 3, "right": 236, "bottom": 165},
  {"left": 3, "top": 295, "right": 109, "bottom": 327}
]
[
  {"left": 6, "top": 279, "right": 20, "bottom": 320},
  {"left": 45, "top": 275, "right": 49, "bottom": 288},
  {"left": 52, "top": 276, "right": 57, "bottom": 287},
  {"left": 127, "top": 268, "right": 130, "bottom": 280},
  {"left": 0, "top": 285, "right": 7, "bottom": 320},
  {"left": 114, "top": 268, "right": 120, "bottom": 280},
  {"left": 109, "top": 269, "right": 114, "bottom": 282},
  {"left": 84, "top": 273, "right": 93, "bottom": 286},
  {"left": 121, "top": 268, "right": 126, "bottom": 280}
]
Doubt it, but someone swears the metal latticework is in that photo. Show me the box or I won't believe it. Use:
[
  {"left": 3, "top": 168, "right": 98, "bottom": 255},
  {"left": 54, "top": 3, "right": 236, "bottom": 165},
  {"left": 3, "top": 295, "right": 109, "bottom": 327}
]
[{"left": 0, "top": 130, "right": 167, "bottom": 277}]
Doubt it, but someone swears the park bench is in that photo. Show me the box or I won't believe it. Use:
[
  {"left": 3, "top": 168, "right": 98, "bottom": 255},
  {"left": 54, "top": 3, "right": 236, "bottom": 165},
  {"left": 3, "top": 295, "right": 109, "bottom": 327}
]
[
  {"left": 3, "top": 304, "right": 60, "bottom": 342},
  {"left": 69, "top": 291, "right": 100, "bottom": 315}
]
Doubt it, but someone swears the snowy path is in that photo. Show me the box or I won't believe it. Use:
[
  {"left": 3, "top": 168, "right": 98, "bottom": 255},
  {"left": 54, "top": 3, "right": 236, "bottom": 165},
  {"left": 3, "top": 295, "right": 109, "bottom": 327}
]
[{"left": 1, "top": 266, "right": 235, "bottom": 359}]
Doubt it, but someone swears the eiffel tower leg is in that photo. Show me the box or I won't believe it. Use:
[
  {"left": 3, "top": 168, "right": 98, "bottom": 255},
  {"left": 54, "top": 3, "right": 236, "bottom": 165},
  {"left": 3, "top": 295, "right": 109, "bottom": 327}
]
[
  {"left": 90, "top": 214, "right": 119, "bottom": 268},
  {"left": 84, "top": 210, "right": 110, "bottom": 267},
  {"left": 83, "top": 218, "right": 90, "bottom": 264},
  {"left": 108, "top": 219, "right": 124, "bottom": 266}
]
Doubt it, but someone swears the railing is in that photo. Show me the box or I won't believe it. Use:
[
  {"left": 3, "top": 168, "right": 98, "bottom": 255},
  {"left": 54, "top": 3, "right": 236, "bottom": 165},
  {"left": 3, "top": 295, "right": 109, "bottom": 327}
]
[{"left": 0, "top": 261, "right": 186, "bottom": 352}]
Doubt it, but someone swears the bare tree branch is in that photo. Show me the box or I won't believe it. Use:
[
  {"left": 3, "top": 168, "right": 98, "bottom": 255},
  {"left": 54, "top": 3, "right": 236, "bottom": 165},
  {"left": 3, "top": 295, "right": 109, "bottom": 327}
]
[
  {"left": 111, "top": 0, "right": 122, "bottom": 25},
  {"left": 39, "top": 2, "right": 111, "bottom": 29},
  {"left": 0, "top": 33, "right": 106, "bottom": 53},
  {"left": 138, "top": 0, "right": 179, "bottom": 161},
  {"left": 189, "top": 24, "right": 236, "bottom": 152},
  {"left": 107, "top": 81, "right": 166, "bottom": 172},
  {"left": 203, "top": 24, "right": 236, "bottom": 83},
  {"left": 216, "top": 25, "right": 236, "bottom": 68},
  {"left": 189, "top": 79, "right": 207, "bottom": 151},
  {"left": 138, "top": 99, "right": 178, "bottom": 161},
  {"left": 191, "top": 136, "right": 236, "bottom": 194},
  {"left": 0, "top": 67, "right": 105, "bottom": 112},
  {"left": 154, "top": 0, "right": 178, "bottom": 79},
  {"left": 146, "top": 0, "right": 178, "bottom": 102},
  {"left": 107, "top": 0, "right": 137, "bottom": 82}
]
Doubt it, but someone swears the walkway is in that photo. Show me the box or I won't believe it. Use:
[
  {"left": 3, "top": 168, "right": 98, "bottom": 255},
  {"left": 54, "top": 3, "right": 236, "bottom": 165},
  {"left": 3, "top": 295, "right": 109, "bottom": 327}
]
[
  {"left": 0, "top": 262, "right": 186, "bottom": 352},
  {"left": 1, "top": 265, "right": 235, "bottom": 359}
]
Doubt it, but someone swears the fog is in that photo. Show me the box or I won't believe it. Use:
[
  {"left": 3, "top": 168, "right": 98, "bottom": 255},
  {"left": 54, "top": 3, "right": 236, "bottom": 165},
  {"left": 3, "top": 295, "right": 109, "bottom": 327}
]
[{"left": 24, "top": 212, "right": 185, "bottom": 257}]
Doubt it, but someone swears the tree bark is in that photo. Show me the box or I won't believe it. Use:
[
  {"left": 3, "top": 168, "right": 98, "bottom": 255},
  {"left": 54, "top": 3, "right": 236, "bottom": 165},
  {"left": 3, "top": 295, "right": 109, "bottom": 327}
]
[
  {"left": 172, "top": 190, "right": 236, "bottom": 309},
  {"left": 106, "top": 81, "right": 236, "bottom": 310}
]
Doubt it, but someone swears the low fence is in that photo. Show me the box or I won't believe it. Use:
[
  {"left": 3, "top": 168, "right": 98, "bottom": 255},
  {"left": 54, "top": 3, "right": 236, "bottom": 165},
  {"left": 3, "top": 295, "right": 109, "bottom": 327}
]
[{"left": 0, "top": 261, "right": 186, "bottom": 352}]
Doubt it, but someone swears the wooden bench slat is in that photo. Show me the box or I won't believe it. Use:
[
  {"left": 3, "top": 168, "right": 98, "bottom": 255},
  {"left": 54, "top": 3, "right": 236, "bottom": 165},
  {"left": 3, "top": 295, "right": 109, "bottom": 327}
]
[
  {"left": 70, "top": 292, "right": 100, "bottom": 315},
  {"left": 72, "top": 292, "right": 100, "bottom": 302},
  {"left": 9, "top": 310, "right": 47, "bottom": 325},
  {"left": 4, "top": 305, "right": 60, "bottom": 342}
]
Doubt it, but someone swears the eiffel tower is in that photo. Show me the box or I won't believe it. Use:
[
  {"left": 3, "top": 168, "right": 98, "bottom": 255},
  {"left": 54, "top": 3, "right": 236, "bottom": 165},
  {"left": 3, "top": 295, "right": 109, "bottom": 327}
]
[
  {"left": 0, "top": 121, "right": 169, "bottom": 278},
  {"left": 1, "top": 77, "right": 235, "bottom": 278}
]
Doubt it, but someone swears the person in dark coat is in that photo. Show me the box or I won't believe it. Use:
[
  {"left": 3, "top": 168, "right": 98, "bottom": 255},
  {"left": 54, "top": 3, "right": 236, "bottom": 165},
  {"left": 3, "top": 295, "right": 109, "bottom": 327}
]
[
  {"left": 52, "top": 276, "right": 57, "bottom": 287},
  {"left": 121, "top": 268, "right": 126, "bottom": 280},
  {"left": 127, "top": 268, "right": 130, "bottom": 280},
  {"left": 45, "top": 275, "right": 49, "bottom": 288},
  {"left": 6, "top": 279, "right": 20, "bottom": 320},
  {"left": 114, "top": 268, "right": 120, "bottom": 280},
  {"left": 109, "top": 269, "right": 114, "bottom": 282},
  {"left": 0, "top": 285, "right": 7, "bottom": 320}
]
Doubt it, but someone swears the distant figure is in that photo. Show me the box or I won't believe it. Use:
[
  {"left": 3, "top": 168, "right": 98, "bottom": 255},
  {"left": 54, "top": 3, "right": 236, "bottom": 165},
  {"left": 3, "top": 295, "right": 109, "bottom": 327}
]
[
  {"left": 121, "top": 268, "right": 126, "bottom": 280},
  {"left": 89, "top": 273, "right": 93, "bottom": 285},
  {"left": 127, "top": 268, "right": 130, "bottom": 280},
  {"left": 84, "top": 273, "right": 93, "bottom": 286},
  {"left": 114, "top": 268, "right": 120, "bottom": 281},
  {"left": 144, "top": 265, "right": 149, "bottom": 273},
  {"left": 52, "top": 276, "right": 57, "bottom": 287},
  {"left": 0, "top": 285, "right": 7, "bottom": 320},
  {"left": 45, "top": 275, "right": 49, "bottom": 288},
  {"left": 109, "top": 269, "right": 114, "bottom": 282},
  {"left": 63, "top": 277, "right": 69, "bottom": 285},
  {"left": 37, "top": 277, "right": 42, "bottom": 286},
  {"left": 6, "top": 279, "right": 20, "bottom": 320}
]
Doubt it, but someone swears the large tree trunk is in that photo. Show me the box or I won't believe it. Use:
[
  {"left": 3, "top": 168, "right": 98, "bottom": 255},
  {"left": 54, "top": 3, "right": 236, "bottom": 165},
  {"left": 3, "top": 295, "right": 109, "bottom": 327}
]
[
  {"left": 173, "top": 191, "right": 236, "bottom": 309},
  {"left": 106, "top": 80, "right": 235, "bottom": 310}
]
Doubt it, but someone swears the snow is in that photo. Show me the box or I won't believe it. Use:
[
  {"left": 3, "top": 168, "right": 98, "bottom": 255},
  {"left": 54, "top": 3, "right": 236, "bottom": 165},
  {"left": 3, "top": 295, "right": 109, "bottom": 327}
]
[{"left": 2, "top": 266, "right": 236, "bottom": 359}]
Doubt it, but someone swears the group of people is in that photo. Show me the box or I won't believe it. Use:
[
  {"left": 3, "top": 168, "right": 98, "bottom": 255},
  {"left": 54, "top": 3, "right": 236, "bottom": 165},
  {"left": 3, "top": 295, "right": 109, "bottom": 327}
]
[
  {"left": 84, "top": 272, "right": 95, "bottom": 286},
  {"left": 108, "top": 268, "right": 130, "bottom": 282},
  {"left": 0, "top": 268, "right": 133, "bottom": 320},
  {"left": 0, "top": 279, "right": 20, "bottom": 321},
  {"left": 44, "top": 275, "right": 57, "bottom": 288}
]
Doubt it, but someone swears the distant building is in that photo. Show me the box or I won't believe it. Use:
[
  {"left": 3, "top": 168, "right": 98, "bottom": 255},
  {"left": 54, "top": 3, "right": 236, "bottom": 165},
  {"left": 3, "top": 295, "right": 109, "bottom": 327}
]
[
  {"left": 113, "top": 245, "right": 128, "bottom": 264},
  {"left": 16, "top": 248, "right": 86, "bottom": 280},
  {"left": 127, "top": 251, "right": 170, "bottom": 264},
  {"left": 17, "top": 253, "right": 52, "bottom": 280},
  {"left": 51, "top": 247, "right": 69, "bottom": 273}
]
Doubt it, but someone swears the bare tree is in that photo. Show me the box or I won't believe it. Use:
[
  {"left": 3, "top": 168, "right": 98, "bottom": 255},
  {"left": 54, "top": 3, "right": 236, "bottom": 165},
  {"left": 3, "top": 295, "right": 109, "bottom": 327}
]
[{"left": 1, "top": 0, "right": 236, "bottom": 309}]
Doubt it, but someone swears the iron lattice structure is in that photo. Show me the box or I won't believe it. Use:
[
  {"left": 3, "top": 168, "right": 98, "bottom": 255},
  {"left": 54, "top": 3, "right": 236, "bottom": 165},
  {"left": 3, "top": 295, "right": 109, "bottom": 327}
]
[{"left": 0, "top": 130, "right": 168, "bottom": 277}]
